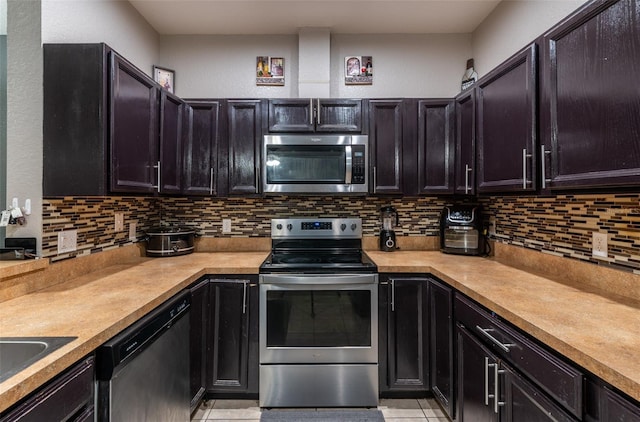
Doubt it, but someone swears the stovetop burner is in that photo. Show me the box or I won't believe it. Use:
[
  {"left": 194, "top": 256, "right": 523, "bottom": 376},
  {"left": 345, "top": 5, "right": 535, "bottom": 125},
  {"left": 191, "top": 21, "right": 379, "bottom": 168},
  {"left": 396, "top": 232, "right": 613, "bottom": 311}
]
[{"left": 259, "top": 218, "right": 377, "bottom": 274}]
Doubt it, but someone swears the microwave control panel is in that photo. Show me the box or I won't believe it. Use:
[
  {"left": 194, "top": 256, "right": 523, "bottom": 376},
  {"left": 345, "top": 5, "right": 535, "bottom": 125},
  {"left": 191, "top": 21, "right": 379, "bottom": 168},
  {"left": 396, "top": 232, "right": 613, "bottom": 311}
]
[{"left": 351, "top": 145, "right": 366, "bottom": 184}]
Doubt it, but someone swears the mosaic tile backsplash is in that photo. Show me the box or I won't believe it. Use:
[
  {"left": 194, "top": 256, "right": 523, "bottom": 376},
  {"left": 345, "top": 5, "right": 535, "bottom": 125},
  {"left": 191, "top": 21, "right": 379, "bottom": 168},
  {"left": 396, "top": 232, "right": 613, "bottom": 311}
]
[{"left": 42, "top": 193, "right": 640, "bottom": 274}]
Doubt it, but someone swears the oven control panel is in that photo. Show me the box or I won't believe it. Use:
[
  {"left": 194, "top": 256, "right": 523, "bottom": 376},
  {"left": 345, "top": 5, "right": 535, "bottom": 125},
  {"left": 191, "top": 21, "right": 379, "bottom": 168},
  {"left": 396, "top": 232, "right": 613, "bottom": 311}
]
[{"left": 271, "top": 218, "right": 362, "bottom": 239}]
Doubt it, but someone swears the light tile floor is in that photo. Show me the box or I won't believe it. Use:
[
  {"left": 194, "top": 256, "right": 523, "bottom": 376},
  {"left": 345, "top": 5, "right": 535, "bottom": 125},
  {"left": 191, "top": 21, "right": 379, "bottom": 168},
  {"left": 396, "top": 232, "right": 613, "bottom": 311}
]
[{"left": 191, "top": 398, "right": 451, "bottom": 421}]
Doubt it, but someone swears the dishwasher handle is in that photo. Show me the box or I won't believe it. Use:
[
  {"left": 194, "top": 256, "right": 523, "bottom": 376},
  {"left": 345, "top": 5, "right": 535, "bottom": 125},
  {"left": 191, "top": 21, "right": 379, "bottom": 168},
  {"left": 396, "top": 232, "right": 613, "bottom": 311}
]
[{"left": 95, "top": 290, "right": 191, "bottom": 380}]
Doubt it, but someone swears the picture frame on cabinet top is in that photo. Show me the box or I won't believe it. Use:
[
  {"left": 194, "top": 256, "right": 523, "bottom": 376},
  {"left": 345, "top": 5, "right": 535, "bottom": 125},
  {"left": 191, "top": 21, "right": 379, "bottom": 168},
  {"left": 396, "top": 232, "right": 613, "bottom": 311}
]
[{"left": 153, "top": 65, "right": 175, "bottom": 93}]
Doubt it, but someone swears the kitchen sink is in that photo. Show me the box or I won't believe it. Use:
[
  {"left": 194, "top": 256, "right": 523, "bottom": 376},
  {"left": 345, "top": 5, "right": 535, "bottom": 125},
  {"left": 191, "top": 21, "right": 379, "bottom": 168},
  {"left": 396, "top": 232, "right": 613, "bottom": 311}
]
[{"left": 0, "top": 337, "right": 76, "bottom": 383}]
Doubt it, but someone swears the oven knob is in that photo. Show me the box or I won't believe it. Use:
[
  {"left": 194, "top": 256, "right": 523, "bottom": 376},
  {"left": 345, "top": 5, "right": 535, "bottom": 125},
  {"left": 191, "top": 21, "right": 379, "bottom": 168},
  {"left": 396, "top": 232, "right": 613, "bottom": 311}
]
[
  {"left": 287, "top": 224, "right": 293, "bottom": 231},
  {"left": 341, "top": 223, "right": 346, "bottom": 231},
  {"left": 351, "top": 223, "right": 357, "bottom": 231},
  {"left": 276, "top": 224, "right": 283, "bottom": 230}
]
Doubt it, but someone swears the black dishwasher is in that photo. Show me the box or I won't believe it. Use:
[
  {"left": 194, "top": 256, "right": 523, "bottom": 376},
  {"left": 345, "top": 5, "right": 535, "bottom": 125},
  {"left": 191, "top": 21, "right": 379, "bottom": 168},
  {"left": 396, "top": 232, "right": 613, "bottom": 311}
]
[{"left": 95, "top": 290, "right": 191, "bottom": 422}]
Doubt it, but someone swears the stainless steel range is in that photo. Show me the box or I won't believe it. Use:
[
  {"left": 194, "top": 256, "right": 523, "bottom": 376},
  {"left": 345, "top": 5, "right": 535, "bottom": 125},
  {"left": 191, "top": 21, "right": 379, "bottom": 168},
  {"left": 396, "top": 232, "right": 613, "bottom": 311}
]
[{"left": 259, "top": 218, "right": 378, "bottom": 408}]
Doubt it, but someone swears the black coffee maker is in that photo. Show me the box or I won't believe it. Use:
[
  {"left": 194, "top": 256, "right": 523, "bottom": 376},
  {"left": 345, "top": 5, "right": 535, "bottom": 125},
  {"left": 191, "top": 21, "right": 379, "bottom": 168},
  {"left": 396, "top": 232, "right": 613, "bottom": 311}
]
[{"left": 379, "top": 206, "right": 399, "bottom": 252}]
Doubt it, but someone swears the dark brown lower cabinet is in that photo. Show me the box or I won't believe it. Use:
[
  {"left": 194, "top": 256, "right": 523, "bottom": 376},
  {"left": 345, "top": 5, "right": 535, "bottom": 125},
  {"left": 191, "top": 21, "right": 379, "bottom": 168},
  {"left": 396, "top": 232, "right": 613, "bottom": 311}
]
[
  {"left": 379, "top": 275, "right": 429, "bottom": 396},
  {"left": 207, "top": 276, "right": 259, "bottom": 398},
  {"left": 585, "top": 378, "right": 640, "bottom": 422},
  {"left": 0, "top": 356, "right": 94, "bottom": 422},
  {"left": 189, "top": 278, "right": 209, "bottom": 411},
  {"left": 429, "top": 278, "right": 454, "bottom": 419}
]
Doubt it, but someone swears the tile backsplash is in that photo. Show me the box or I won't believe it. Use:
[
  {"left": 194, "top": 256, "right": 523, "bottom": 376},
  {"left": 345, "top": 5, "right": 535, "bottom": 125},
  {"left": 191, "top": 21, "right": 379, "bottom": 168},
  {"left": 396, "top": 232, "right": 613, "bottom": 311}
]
[{"left": 42, "top": 193, "right": 640, "bottom": 274}]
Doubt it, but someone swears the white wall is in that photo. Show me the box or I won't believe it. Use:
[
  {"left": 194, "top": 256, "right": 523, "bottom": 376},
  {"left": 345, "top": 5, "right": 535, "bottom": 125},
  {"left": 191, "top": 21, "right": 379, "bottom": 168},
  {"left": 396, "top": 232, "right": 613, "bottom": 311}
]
[
  {"left": 471, "top": 0, "right": 587, "bottom": 76},
  {"left": 159, "top": 34, "right": 299, "bottom": 99},
  {"left": 159, "top": 33, "right": 471, "bottom": 99},
  {"left": 42, "top": 0, "right": 159, "bottom": 76},
  {"left": 331, "top": 34, "right": 471, "bottom": 98}
]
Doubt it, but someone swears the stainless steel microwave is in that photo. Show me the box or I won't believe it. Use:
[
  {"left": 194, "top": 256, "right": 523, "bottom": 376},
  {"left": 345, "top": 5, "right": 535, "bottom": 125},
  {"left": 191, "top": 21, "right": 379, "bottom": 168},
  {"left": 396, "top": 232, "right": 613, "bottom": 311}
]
[{"left": 262, "top": 134, "right": 369, "bottom": 195}]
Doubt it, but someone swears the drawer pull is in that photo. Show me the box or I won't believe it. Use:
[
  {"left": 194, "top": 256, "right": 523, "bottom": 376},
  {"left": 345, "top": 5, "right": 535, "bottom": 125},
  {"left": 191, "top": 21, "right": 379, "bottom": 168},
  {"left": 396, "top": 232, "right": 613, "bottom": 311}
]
[{"left": 476, "top": 326, "right": 515, "bottom": 353}]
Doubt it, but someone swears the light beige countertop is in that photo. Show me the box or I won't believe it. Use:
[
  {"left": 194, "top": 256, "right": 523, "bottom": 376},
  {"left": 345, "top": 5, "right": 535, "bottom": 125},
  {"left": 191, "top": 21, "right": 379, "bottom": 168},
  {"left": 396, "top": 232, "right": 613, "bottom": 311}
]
[{"left": 0, "top": 248, "right": 639, "bottom": 413}]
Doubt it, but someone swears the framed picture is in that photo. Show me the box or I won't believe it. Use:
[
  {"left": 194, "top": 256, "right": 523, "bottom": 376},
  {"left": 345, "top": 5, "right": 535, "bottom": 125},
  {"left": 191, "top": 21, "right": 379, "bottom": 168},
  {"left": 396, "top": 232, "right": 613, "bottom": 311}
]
[
  {"left": 257, "top": 56, "right": 285, "bottom": 86},
  {"left": 153, "top": 65, "right": 175, "bottom": 93},
  {"left": 345, "top": 56, "right": 373, "bottom": 85}
]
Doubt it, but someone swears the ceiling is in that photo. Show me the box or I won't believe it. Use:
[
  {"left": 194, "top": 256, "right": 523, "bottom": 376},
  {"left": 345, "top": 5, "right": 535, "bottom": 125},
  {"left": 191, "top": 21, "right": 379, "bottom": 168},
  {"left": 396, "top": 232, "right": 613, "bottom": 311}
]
[{"left": 128, "top": 0, "right": 503, "bottom": 35}]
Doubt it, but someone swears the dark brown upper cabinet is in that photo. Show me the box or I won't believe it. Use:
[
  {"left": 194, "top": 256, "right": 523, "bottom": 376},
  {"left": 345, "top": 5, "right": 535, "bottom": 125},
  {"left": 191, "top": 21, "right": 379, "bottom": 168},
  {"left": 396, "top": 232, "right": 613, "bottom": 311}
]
[
  {"left": 417, "top": 99, "right": 455, "bottom": 195},
  {"left": 158, "top": 91, "right": 186, "bottom": 195},
  {"left": 227, "top": 100, "right": 262, "bottom": 195},
  {"left": 267, "top": 99, "right": 362, "bottom": 133},
  {"left": 476, "top": 43, "right": 538, "bottom": 194},
  {"left": 369, "top": 100, "right": 404, "bottom": 194},
  {"left": 454, "top": 89, "right": 476, "bottom": 195},
  {"left": 110, "top": 53, "right": 160, "bottom": 193},
  {"left": 540, "top": 0, "right": 640, "bottom": 190},
  {"left": 183, "top": 100, "right": 224, "bottom": 196}
]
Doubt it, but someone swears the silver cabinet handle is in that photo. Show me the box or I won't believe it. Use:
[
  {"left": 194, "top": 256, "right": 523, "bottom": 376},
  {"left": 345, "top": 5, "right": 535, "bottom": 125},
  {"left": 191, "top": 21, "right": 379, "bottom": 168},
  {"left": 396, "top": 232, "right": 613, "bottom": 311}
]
[
  {"left": 465, "top": 164, "right": 472, "bottom": 194},
  {"left": 242, "top": 281, "right": 248, "bottom": 314},
  {"left": 316, "top": 98, "right": 321, "bottom": 125},
  {"left": 495, "top": 363, "right": 505, "bottom": 413},
  {"left": 209, "top": 168, "right": 214, "bottom": 195},
  {"left": 153, "top": 161, "right": 161, "bottom": 192},
  {"left": 540, "top": 145, "right": 552, "bottom": 189},
  {"left": 309, "top": 98, "right": 314, "bottom": 124},
  {"left": 522, "top": 148, "right": 532, "bottom": 189},
  {"left": 484, "top": 357, "right": 491, "bottom": 406},
  {"left": 390, "top": 279, "right": 395, "bottom": 312},
  {"left": 476, "top": 326, "right": 515, "bottom": 353}
]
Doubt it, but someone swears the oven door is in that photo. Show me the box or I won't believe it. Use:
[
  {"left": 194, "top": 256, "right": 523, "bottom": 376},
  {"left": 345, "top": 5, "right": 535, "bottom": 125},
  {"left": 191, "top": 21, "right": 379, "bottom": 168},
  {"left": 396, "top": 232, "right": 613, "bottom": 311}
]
[{"left": 259, "top": 273, "right": 378, "bottom": 364}]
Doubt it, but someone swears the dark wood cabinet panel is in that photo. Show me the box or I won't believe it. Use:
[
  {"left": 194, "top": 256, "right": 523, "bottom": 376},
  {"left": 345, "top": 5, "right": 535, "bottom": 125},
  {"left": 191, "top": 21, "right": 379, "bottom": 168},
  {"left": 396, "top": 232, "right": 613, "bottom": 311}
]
[
  {"left": 476, "top": 43, "right": 537, "bottom": 193},
  {"left": 207, "top": 277, "right": 258, "bottom": 396},
  {"left": 227, "top": 100, "right": 262, "bottom": 195},
  {"left": 456, "top": 325, "right": 498, "bottom": 422},
  {"left": 43, "top": 43, "right": 110, "bottom": 196},
  {"left": 369, "top": 100, "right": 404, "bottom": 194},
  {"left": 189, "top": 278, "right": 209, "bottom": 411},
  {"left": 0, "top": 356, "right": 94, "bottom": 422},
  {"left": 184, "top": 101, "right": 223, "bottom": 196},
  {"left": 454, "top": 89, "right": 476, "bottom": 195},
  {"left": 429, "top": 278, "right": 454, "bottom": 419},
  {"left": 540, "top": 0, "right": 640, "bottom": 190},
  {"left": 110, "top": 53, "right": 159, "bottom": 193},
  {"left": 417, "top": 100, "right": 455, "bottom": 194},
  {"left": 267, "top": 99, "right": 362, "bottom": 133},
  {"left": 383, "top": 276, "right": 429, "bottom": 393},
  {"left": 601, "top": 386, "right": 640, "bottom": 421},
  {"left": 159, "top": 91, "right": 185, "bottom": 194}
]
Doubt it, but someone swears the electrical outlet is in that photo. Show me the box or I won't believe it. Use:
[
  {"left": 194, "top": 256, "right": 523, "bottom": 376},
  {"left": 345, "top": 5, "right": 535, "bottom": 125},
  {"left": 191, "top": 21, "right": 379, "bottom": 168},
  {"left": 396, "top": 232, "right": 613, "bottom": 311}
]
[
  {"left": 57, "top": 230, "right": 77, "bottom": 254},
  {"left": 488, "top": 216, "right": 497, "bottom": 236},
  {"left": 129, "top": 221, "right": 137, "bottom": 241},
  {"left": 115, "top": 213, "right": 124, "bottom": 232},
  {"left": 592, "top": 232, "right": 608, "bottom": 258},
  {"left": 222, "top": 219, "right": 232, "bottom": 233}
]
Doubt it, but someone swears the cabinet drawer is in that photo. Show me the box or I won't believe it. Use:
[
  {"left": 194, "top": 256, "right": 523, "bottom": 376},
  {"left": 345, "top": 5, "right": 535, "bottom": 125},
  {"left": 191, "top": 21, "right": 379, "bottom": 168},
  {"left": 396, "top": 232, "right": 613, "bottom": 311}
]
[
  {"left": 1, "top": 356, "right": 94, "bottom": 422},
  {"left": 454, "top": 294, "right": 583, "bottom": 419}
]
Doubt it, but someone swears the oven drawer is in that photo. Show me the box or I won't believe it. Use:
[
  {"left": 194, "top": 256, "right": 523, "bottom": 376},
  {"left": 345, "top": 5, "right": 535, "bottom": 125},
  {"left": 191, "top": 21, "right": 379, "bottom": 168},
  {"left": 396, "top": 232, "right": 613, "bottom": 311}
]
[{"left": 454, "top": 294, "right": 583, "bottom": 419}]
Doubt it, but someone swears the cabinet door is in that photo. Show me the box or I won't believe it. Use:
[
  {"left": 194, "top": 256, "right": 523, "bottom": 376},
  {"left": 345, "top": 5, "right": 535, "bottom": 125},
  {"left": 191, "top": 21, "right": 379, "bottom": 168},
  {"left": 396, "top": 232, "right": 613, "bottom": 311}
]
[
  {"left": 316, "top": 99, "right": 362, "bottom": 132},
  {"left": 227, "top": 100, "right": 262, "bottom": 195},
  {"left": 502, "top": 364, "right": 575, "bottom": 422},
  {"left": 385, "top": 277, "right": 429, "bottom": 392},
  {"left": 454, "top": 89, "right": 476, "bottom": 195},
  {"left": 429, "top": 278, "right": 454, "bottom": 419},
  {"left": 189, "top": 279, "right": 209, "bottom": 411},
  {"left": 540, "top": 0, "right": 640, "bottom": 190},
  {"left": 159, "top": 91, "right": 184, "bottom": 194},
  {"left": 601, "top": 386, "right": 640, "bottom": 422},
  {"left": 476, "top": 44, "right": 537, "bottom": 193},
  {"left": 110, "top": 53, "right": 159, "bottom": 193},
  {"left": 456, "top": 325, "right": 499, "bottom": 422},
  {"left": 208, "top": 279, "right": 252, "bottom": 394},
  {"left": 268, "top": 99, "right": 314, "bottom": 132},
  {"left": 378, "top": 281, "right": 390, "bottom": 395},
  {"left": 417, "top": 100, "right": 455, "bottom": 194},
  {"left": 184, "top": 101, "right": 222, "bottom": 196},
  {"left": 370, "top": 100, "right": 404, "bottom": 194}
]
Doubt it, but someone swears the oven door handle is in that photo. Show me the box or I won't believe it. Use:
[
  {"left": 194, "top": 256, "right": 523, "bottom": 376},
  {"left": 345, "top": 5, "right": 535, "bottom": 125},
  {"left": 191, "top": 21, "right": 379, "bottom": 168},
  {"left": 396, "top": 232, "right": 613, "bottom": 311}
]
[{"left": 260, "top": 274, "right": 376, "bottom": 285}]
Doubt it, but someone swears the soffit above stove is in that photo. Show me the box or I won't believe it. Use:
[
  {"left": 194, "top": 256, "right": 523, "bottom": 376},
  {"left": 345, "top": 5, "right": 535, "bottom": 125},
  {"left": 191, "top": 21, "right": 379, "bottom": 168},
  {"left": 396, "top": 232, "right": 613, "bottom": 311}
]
[{"left": 129, "top": 0, "right": 502, "bottom": 35}]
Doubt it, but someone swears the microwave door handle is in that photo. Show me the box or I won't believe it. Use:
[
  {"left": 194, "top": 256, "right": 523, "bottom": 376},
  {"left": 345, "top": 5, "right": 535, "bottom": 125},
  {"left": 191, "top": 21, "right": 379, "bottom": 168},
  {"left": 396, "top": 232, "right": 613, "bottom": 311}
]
[{"left": 345, "top": 145, "right": 353, "bottom": 184}]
